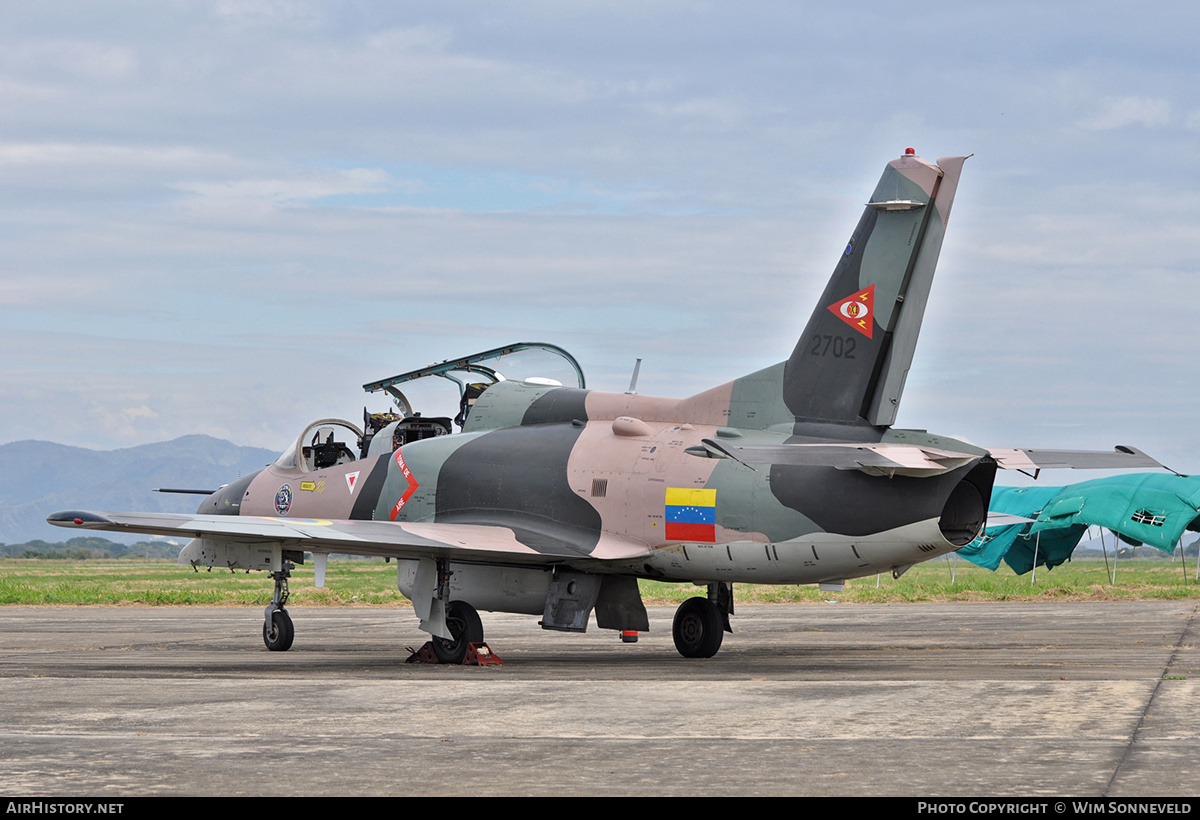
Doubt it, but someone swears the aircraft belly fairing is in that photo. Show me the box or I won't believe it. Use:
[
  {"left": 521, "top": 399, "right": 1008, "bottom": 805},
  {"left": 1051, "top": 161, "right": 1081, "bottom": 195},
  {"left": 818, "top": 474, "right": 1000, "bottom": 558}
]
[
  {"left": 49, "top": 150, "right": 1164, "bottom": 660},
  {"left": 633, "top": 517, "right": 959, "bottom": 585}
]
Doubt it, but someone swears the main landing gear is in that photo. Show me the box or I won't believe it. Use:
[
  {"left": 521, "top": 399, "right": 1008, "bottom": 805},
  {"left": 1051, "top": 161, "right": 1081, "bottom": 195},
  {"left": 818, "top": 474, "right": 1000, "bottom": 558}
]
[
  {"left": 431, "top": 600, "right": 484, "bottom": 664},
  {"left": 408, "top": 599, "right": 497, "bottom": 665},
  {"left": 403, "top": 558, "right": 497, "bottom": 665},
  {"left": 262, "top": 568, "right": 295, "bottom": 652},
  {"left": 672, "top": 582, "right": 733, "bottom": 659}
]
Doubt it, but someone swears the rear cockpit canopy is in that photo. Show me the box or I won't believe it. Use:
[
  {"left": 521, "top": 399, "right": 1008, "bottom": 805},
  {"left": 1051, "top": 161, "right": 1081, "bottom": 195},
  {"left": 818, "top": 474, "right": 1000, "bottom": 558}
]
[{"left": 361, "top": 342, "right": 586, "bottom": 435}]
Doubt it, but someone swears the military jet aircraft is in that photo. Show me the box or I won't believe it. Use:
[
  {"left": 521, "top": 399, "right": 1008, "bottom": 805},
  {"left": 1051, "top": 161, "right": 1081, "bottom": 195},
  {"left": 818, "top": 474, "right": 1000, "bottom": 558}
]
[{"left": 49, "top": 150, "right": 1161, "bottom": 660}]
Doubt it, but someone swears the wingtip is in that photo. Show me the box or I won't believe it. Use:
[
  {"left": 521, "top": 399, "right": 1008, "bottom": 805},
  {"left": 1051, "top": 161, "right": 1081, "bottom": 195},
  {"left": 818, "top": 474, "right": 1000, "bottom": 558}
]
[
  {"left": 1114, "top": 445, "right": 1165, "bottom": 465},
  {"left": 47, "top": 511, "right": 116, "bottom": 528},
  {"left": 1116, "top": 445, "right": 1180, "bottom": 475}
]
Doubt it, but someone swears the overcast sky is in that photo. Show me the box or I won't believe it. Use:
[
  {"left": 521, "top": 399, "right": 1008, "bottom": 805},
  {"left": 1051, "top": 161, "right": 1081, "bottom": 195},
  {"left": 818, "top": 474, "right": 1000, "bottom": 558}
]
[{"left": 3, "top": 1, "right": 1198, "bottom": 474}]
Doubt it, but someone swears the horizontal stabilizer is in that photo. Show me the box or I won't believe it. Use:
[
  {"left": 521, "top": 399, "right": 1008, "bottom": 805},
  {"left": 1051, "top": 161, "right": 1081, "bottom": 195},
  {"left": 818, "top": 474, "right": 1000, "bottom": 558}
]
[
  {"left": 990, "top": 446, "right": 1163, "bottom": 474},
  {"left": 697, "top": 439, "right": 979, "bottom": 478},
  {"left": 985, "top": 511, "right": 1037, "bottom": 528}
]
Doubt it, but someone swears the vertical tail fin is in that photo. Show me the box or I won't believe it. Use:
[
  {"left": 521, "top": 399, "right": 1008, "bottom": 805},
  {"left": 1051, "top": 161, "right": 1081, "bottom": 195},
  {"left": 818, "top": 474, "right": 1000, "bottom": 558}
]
[{"left": 782, "top": 151, "right": 967, "bottom": 428}]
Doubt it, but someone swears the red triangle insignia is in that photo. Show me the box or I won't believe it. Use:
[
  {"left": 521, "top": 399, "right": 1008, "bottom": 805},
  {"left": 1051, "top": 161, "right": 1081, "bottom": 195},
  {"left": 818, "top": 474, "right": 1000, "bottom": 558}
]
[{"left": 827, "top": 284, "right": 875, "bottom": 339}]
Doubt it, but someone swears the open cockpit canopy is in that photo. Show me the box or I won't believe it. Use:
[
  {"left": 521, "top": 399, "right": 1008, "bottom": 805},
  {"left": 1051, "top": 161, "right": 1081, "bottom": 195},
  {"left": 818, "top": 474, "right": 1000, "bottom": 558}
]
[
  {"left": 364, "top": 343, "right": 585, "bottom": 415},
  {"left": 355, "top": 342, "right": 586, "bottom": 455},
  {"left": 361, "top": 342, "right": 585, "bottom": 444},
  {"left": 274, "top": 418, "right": 365, "bottom": 472},
  {"left": 273, "top": 344, "right": 587, "bottom": 470}
]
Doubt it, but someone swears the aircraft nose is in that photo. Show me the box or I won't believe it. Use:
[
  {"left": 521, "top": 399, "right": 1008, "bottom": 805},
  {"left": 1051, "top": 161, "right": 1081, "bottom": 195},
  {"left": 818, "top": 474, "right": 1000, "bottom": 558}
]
[{"left": 196, "top": 470, "right": 262, "bottom": 515}]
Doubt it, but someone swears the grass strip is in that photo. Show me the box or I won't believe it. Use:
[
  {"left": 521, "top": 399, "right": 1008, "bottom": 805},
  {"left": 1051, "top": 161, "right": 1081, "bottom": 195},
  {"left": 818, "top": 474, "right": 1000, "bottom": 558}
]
[{"left": 2, "top": 556, "right": 1198, "bottom": 607}]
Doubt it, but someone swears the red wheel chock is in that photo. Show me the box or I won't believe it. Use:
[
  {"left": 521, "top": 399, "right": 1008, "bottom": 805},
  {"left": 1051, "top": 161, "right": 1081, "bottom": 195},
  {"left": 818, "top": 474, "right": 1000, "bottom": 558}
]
[
  {"left": 405, "top": 643, "right": 439, "bottom": 664},
  {"left": 405, "top": 641, "right": 504, "bottom": 666},
  {"left": 465, "top": 642, "right": 503, "bottom": 666}
]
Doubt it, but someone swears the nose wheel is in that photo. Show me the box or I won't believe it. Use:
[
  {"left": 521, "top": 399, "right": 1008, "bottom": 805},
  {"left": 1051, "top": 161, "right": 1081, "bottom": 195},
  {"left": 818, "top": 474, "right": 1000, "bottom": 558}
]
[
  {"left": 262, "top": 568, "right": 294, "bottom": 651},
  {"left": 263, "top": 608, "right": 294, "bottom": 651}
]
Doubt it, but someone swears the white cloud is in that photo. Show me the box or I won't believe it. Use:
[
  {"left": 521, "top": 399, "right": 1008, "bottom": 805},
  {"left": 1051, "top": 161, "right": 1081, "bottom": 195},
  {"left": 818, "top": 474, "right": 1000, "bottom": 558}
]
[
  {"left": 1078, "top": 96, "right": 1171, "bottom": 130},
  {"left": 0, "top": 39, "right": 139, "bottom": 84},
  {"left": 172, "top": 167, "right": 393, "bottom": 204},
  {"left": 0, "top": 142, "right": 229, "bottom": 170},
  {"left": 120, "top": 405, "right": 158, "bottom": 421}
]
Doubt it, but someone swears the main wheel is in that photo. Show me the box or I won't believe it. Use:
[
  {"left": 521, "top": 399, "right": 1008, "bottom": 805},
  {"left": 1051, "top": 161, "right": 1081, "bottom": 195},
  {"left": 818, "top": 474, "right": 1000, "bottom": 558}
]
[
  {"left": 263, "top": 609, "right": 294, "bottom": 652},
  {"left": 431, "top": 600, "right": 484, "bottom": 664},
  {"left": 672, "top": 597, "right": 724, "bottom": 658}
]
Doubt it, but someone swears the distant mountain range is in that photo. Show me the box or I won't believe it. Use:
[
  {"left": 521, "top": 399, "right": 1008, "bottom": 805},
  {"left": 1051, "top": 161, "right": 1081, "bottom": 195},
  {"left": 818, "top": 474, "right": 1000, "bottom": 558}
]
[{"left": 0, "top": 435, "right": 278, "bottom": 545}]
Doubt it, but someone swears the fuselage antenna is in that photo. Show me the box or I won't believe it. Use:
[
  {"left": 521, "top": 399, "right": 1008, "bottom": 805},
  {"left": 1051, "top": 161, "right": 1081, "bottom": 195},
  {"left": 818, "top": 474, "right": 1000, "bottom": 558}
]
[{"left": 625, "top": 358, "right": 642, "bottom": 394}]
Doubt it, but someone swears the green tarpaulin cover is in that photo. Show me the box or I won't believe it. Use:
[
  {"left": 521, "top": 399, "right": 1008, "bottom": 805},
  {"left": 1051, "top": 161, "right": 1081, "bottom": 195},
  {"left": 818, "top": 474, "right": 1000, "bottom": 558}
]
[{"left": 958, "top": 473, "right": 1200, "bottom": 574}]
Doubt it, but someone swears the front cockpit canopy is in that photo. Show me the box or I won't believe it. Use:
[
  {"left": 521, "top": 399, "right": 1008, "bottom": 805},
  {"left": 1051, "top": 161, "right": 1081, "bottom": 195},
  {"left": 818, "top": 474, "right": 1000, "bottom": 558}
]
[{"left": 274, "top": 419, "right": 364, "bottom": 472}]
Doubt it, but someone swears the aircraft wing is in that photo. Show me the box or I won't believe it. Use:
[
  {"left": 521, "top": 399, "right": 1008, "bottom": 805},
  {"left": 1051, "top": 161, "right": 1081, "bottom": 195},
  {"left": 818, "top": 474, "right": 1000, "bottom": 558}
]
[{"left": 46, "top": 510, "right": 654, "bottom": 565}]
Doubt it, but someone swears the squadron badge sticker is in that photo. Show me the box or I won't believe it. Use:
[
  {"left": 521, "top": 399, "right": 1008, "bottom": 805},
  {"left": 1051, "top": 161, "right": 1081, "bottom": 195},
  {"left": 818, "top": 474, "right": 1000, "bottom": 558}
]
[
  {"left": 274, "top": 484, "right": 293, "bottom": 516},
  {"left": 828, "top": 284, "right": 875, "bottom": 338}
]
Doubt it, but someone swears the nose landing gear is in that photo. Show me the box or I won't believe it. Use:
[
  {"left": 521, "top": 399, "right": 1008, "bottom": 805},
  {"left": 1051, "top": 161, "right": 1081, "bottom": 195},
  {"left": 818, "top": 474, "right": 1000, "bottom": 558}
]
[{"left": 262, "top": 568, "right": 295, "bottom": 652}]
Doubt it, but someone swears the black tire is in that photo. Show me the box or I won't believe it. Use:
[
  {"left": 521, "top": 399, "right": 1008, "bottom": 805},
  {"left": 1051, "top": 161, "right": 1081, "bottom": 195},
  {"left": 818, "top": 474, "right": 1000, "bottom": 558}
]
[
  {"left": 263, "top": 609, "right": 294, "bottom": 652},
  {"left": 431, "top": 600, "right": 484, "bottom": 664},
  {"left": 672, "top": 597, "right": 724, "bottom": 658}
]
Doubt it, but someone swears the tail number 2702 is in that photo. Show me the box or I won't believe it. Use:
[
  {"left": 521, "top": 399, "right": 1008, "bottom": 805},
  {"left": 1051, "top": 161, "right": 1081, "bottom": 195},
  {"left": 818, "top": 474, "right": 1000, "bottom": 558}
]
[{"left": 808, "top": 334, "right": 856, "bottom": 358}]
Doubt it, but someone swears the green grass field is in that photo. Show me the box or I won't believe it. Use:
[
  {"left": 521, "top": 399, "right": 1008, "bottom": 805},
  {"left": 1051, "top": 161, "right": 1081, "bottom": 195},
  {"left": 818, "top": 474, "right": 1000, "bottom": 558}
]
[{"left": 2, "top": 554, "right": 1198, "bottom": 606}]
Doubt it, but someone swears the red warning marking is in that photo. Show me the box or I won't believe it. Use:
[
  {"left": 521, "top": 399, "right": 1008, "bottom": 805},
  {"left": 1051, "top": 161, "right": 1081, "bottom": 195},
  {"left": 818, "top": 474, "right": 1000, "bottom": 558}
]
[{"left": 389, "top": 449, "right": 419, "bottom": 521}]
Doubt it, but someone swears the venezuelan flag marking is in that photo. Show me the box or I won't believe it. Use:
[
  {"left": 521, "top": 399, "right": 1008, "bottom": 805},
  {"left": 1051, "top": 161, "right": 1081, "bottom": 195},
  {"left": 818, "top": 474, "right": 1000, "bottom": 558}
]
[{"left": 665, "top": 488, "right": 717, "bottom": 542}]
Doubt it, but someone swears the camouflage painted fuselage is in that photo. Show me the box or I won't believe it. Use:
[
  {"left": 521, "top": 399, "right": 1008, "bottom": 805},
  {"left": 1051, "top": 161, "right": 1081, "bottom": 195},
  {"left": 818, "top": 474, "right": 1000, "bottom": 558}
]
[{"left": 214, "top": 373, "right": 992, "bottom": 588}]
